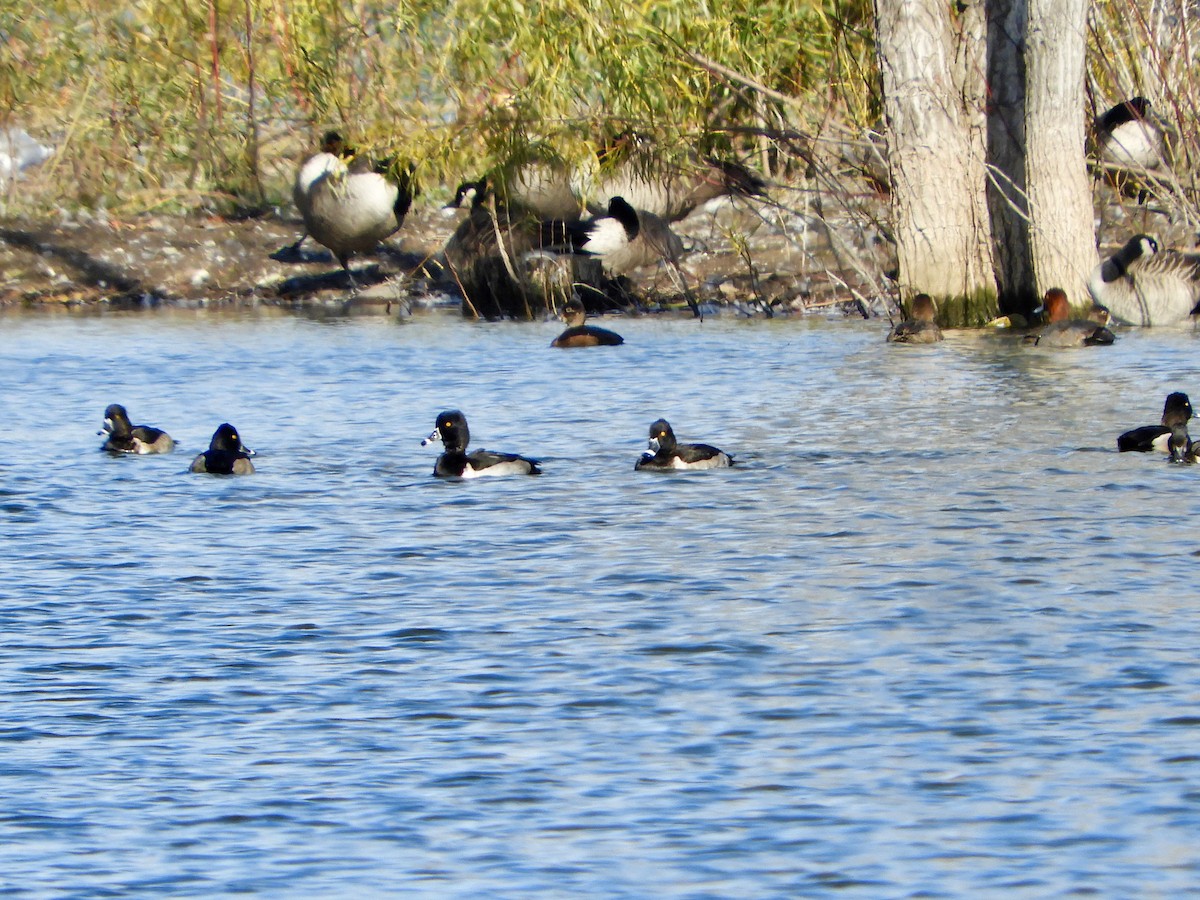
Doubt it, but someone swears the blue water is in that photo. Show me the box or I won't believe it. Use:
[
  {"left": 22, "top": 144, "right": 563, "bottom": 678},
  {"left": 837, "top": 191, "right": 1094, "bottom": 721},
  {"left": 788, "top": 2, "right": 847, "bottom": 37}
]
[{"left": 2, "top": 311, "right": 1200, "bottom": 898}]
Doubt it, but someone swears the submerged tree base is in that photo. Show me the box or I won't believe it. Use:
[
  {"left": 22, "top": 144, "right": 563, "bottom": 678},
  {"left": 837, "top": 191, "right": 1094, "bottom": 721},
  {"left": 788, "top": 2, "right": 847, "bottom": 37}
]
[{"left": 914, "top": 288, "right": 1000, "bottom": 329}]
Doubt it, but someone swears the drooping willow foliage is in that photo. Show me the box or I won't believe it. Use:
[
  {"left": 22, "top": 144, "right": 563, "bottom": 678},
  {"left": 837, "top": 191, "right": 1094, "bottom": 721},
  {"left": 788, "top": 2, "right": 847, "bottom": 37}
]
[{"left": 0, "top": 0, "right": 873, "bottom": 214}]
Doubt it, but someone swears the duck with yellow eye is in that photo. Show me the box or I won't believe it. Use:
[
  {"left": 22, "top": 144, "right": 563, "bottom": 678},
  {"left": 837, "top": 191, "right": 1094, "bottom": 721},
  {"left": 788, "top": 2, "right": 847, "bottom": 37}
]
[
  {"left": 190, "top": 423, "right": 256, "bottom": 475},
  {"left": 635, "top": 419, "right": 733, "bottom": 471}
]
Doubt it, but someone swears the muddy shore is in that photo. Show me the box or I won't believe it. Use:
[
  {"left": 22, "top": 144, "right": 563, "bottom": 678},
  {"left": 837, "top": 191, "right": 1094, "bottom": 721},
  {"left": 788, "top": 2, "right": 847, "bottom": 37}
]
[{"left": 0, "top": 192, "right": 894, "bottom": 319}]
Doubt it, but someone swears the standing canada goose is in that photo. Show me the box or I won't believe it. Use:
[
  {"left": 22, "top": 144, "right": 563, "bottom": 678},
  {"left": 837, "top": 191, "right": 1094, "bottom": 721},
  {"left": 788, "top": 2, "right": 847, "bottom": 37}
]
[
  {"left": 550, "top": 298, "right": 624, "bottom": 348},
  {"left": 421, "top": 410, "right": 541, "bottom": 478},
  {"left": 1032, "top": 288, "right": 1116, "bottom": 347},
  {"left": 279, "top": 131, "right": 353, "bottom": 258},
  {"left": 634, "top": 419, "right": 733, "bottom": 471},
  {"left": 190, "top": 423, "right": 255, "bottom": 475},
  {"left": 887, "top": 293, "right": 944, "bottom": 343},
  {"left": 300, "top": 148, "right": 416, "bottom": 289},
  {"left": 1087, "top": 234, "right": 1200, "bottom": 326},
  {"left": 1117, "top": 391, "right": 1192, "bottom": 453},
  {"left": 99, "top": 404, "right": 175, "bottom": 454}
]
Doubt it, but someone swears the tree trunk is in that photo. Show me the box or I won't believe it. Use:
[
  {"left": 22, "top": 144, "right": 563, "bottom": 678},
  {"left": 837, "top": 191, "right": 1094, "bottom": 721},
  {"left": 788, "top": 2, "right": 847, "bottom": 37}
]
[
  {"left": 986, "top": 0, "right": 1032, "bottom": 312},
  {"left": 875, "top": 0, "right": 995, "bottom": 309},
  {"left": 988, "top": 0, "right": 1096, "bottom": 314},
  {"left": 1025, "top": 0, "right": 1097, "bottom": 302}
]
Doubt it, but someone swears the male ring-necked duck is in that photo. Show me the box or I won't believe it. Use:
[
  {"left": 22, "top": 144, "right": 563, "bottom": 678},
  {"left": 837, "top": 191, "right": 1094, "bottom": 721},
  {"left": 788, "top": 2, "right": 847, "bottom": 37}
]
[
  {"left": 100, "top": 404, "right": 175, "bottom": 454},
  {"left": 1118, "top": 391, "right": 1192, "bottom": 453},
  {"left": 551, "top": 298, "right": 624, "bottom": 348},
  {"left": 1088, "top": 234, "right": 1200, "bottom": 326},
  {"left": 190, "top": 423, "right": 256, "bottom": 475},
  {"left": 422, "top": 410, "right": 541, "bottom": 478},
  {"left": 1032, "top": 288, "right": 1116, "bottom": 347},
  {"left": 886, "top": 293, "right": 944, "bottom": 344},
  {"left": 635, "top": 419, "right": 733, "bottom": 471}
]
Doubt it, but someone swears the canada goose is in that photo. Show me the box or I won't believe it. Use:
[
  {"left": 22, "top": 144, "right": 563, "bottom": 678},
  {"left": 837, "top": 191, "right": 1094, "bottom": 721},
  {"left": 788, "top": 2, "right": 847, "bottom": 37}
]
[
  {"left": 301, "top": 149, "right": 416, "bottom": 289},
  {"left": 634, "top": 419, "right": 733, "bottom": 471},
  {"left": 1094, "top": 98, "right": 1170, "bottom": 173},
  {"left": 421, "top": 410, "right": 541, "bottom": 478},
  {"left": 545, "top": 196, "right": 641, "bottom": 263},
  {"left": 887, "top": 293, "right": 944, "bottom": 343},
  {"left": 442, "top": 179, "right": 545, "bottom": 276},
  {"left": 99, "top": 404, "right": 175, "bottom": 455},
  {"left": 550, "top": 298, "right": 624, "bottom": 348},
  {"left": 495, "top": 148, "right": 767, "bottom": 223},
  {"left": 589, "top": 155, "right": 768, "bottom": 223},
  {"left": 280, "top": 131, "right": 353, "bottom": 257},
  {"left": 1087, "top": 234, "right": 1200, "bottom": 326},
  {"left": 1117, "top": 391, "right": 1192, "bottom": 453},
  {"left": 1032, "top": 288, "right": 1116, "bottom": 347}
]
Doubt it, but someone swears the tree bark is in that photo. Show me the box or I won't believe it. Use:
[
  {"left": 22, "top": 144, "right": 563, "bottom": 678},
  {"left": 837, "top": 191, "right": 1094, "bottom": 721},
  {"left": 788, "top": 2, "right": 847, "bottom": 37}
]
[
  {"left": 1025, "top": 0, "right": 1097, "bottom": 301},
  {"left": 875, "top": 0, "right": 995, "bottom": 301}
]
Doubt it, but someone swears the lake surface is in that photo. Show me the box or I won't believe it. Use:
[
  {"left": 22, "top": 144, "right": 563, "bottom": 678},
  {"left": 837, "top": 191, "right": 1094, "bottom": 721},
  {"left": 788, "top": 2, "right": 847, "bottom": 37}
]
[{"left": 2, "top": 309, "right": 1199, "bottom": 898}]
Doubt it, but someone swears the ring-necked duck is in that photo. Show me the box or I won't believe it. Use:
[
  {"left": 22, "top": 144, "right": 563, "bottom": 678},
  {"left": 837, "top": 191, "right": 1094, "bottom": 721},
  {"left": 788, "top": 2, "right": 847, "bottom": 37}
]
[
  {"left": 1118, "top": 391, "right": 1192, "bottom": 453},
  {"left": 100, "top": 404, "right": 175, "bottom": 454},
  {"left": 551, "top": 298, "right": 624, "bottom": 348},
  {"left": 190, "top": 423, "right": 256, "bottom": 475},
  {"left": 1088, "top": 234, "right": 1200, "bottom": 326},
  {"left": 297, "top": 145, "right": 417, "bottom": 289},
  {"left": 635, "top": 419, "right": 733, "bottom": 470},
  {"left": 1032, "top": 288, "right": 1116, "bottom": 346},
  {"left": 886, "top": 293, "right": 944, "bottom": 343},
  {"left": 422, "top": 410, "right": 541, "bottom": 477}
]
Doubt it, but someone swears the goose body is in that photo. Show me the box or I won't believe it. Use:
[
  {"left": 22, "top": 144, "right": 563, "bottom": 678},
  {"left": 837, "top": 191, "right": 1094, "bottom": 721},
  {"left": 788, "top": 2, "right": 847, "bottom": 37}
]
[
  {"left": 301, "top": 151, "right": 415, "bottom": 286},
  {"left": 1088, "top": 234, "right": 1200, "bottom": 326},
  {"left": 496, "top": 151, "right": 766, "bottom": 223},
  {"left": 442, "top": 179, "right": 544, "bottom": 275},
  {"left": 1095, "top": 98, "right": 1169, "bottom": 172},
  {"left": 887, "top": 293, "right": 944, "bottom": 343}
]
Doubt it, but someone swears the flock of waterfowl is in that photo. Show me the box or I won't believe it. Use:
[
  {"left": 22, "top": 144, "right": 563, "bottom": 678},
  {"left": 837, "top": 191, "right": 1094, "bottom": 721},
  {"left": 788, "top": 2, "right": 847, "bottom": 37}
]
[
  {"left": 100, "top": 400, "right": 733, "bottom": 477},
  {"left": 92, "top": 99, "right": 1200, "bottom": 477},
  {"left": 275, "top": 98, "right": 1200, "bottom": 330}
]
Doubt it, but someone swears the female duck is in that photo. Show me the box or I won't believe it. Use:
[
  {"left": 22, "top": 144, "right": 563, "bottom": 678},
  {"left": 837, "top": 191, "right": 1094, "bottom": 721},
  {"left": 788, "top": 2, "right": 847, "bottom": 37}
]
[
  {"left": 422, "top": 410, "right": 541, "bottom": 478},
  {"left": 100, "top": 404, "right": 175, "bottom": 454},
  {"left": 1118, "top": 391, "right": 1192, "bottom": 453},
  {"left": 887, "top": 293, "right": 943, "bottom": 343},
  {"left": 190, "top": 423, "right": 256, "bottom": 475},
  {"left": 635, "top": 419, "right": 733, "bottom": 471},
  {"left": 1033, "top": 288, "right": 1115, "bottom": 347},
  {"left": 1088, "top": 234, "right": 1200, "bottom": 326},
  {"left": 551, "top": 298, "right": 624, "bottom": 348}
]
